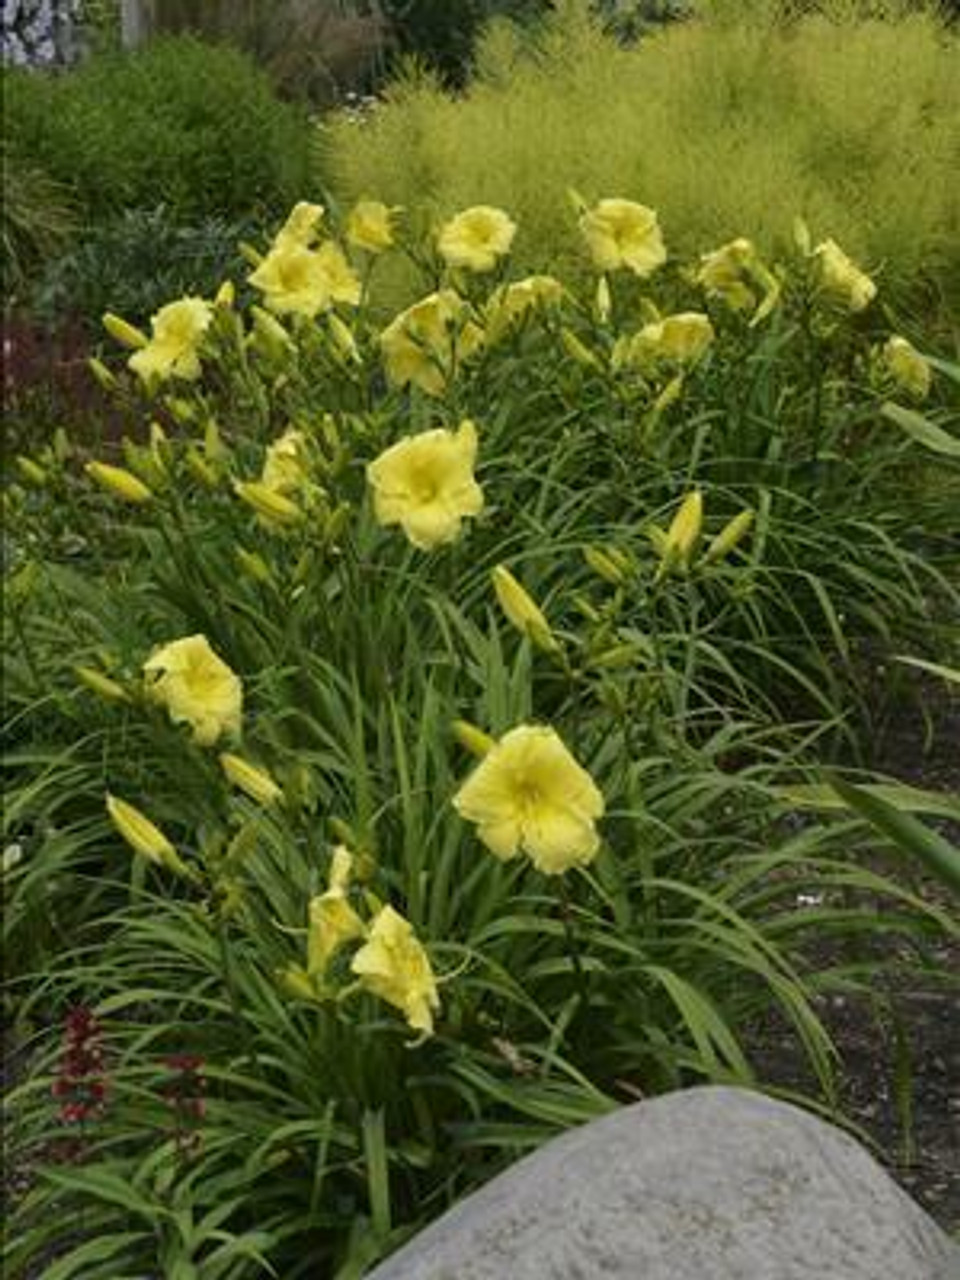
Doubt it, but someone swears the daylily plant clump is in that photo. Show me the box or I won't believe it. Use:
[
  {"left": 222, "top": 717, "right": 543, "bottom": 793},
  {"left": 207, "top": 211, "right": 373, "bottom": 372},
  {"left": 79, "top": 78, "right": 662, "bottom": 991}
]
[{"left": 5, "top": 192, "right": 957, "bottom": 1277}]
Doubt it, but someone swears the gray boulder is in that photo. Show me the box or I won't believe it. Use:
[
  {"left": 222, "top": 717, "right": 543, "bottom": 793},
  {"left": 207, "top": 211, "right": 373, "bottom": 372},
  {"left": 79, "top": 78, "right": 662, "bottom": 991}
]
[{"left": 368, "top": 1085, "right": 959, "bottom": 1280}]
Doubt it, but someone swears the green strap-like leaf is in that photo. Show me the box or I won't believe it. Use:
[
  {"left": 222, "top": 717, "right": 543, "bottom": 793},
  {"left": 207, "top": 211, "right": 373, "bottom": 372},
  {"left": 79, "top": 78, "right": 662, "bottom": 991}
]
[{"left": 880, "top": 402, "right": 960, "bottom": 458}]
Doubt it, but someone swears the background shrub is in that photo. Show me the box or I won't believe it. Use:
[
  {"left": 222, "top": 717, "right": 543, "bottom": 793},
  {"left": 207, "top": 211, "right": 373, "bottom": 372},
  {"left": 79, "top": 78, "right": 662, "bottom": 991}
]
[
  {"left": 28, "top": 206, "right": 259, "bottom": 329},
  {"left": 3, "top": 35, "right": 314, "bottom": 224},
  {"left": 326, "top": 0, "right": 960, "bottom": 313},
  {"left": 1, "top": 147, "right": 77, "bottom": 295}
]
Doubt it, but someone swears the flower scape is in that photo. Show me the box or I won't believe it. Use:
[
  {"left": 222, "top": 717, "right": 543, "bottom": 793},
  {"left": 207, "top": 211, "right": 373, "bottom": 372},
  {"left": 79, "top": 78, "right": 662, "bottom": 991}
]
[{"left": 5, "top": 183, "right": 958, "bottom": 1279}]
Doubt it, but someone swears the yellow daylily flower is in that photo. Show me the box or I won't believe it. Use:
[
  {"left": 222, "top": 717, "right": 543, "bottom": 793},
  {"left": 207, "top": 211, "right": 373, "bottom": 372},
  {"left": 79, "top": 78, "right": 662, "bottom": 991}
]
[
  {"left": 380, "top": 289, "right": 484, "bottom": 397},
  {"left": 272, "top": 200, "right": 325, "bottom": 251},
  {"left": 367, "top": 420, "right": 484, "bottom": 551},
  {"left": 143, "top": 634, "right": 242, "bottom": 747},
  {"left": 346, "top": 199, "right": 396, "bottom": 253},
  {"left": 491, "top": 565, "right": 559, "bottom": 653},
  {"left": 350, "top": 904, "right": 440, "bottom": 1037},
  {"left": 437, "top": 205, "right": 517, "bottom": 272},
  {"left": 85, "top": 461, "right": 153, "bottom": 504},
  {"left": 249, "top": 241, "right": 360, "bottom": 317},
  {"left": 128, "top": 297, "right": 212, "bottom": 384},
  {"left": 881, "top": 336, "right": 931, "bottom": 401},
  {"left": 453, "top": 724, "right": 604, "bottom": 875},
  {"left": 219, "top": 753, "right": 282, "bottom": 806},
  {"left": 811, "top": 238, "right": 876, "bottom": 312},
  {"left": 579, "top": 199, "right": 666, "bottom": 277}
]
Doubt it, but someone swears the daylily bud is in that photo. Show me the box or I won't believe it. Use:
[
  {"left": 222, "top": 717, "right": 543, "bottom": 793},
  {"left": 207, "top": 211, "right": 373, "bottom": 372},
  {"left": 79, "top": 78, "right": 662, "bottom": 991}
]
[
  {"left": 652, "top": 373, "right": 684, "bottom": 415},
  {"left": 239, "top": 241, "right": 265, "bottom": 268},
  {"left": 122, "top": 438, "right": 166, "bottom": 490},
  {"left": 88, "top": 357, "right": 118, "bottom": 391},
  {"left": 166, "top": 397, "right": 197, "bottom": 425},
  {"left": 793, "top": 216, "right": 812, "bottom": 257},
  {"left": 452, "top": 720, "right": 496, "bottom": 758},
  {"left": 106, "top": 793, "right": 195, "bottom": 880},
  {"left": 584, "top": 545, "right": 626, "bottom": 585},
  {"left": 234, "top": 480, "right": 305, "bottom": 528},
  {"left": 277, "top": 964, "right": 318, "bottom": 1002},
  {"left": 75, "top": 665, "right": 130, "bottom": 703},
  {"left": 560, "top": 328, "right": 600, "bottom": 370},
  {"left": 328, "top": 314, "right": 361, "bottom": 364},
  {"left": 52, "top": 428, "right": 71, "bottom": 463},
  {"left": 102, "top": 312, "right": 148, "bottom": 350},
  {"left": 204, "top": 419, "right": 228, "bottom": 464},
  {"left": 215, "top": 280, "right": 235, "bottom": 308},
  {"left": 220, "top": 752, "right": 283, "bottom": 806},
  {"left": 491, "top": 565, "right": 561, "bottom": 653},
  {"left": 185, "top": 447, "right": 219, "bottom": 489},
  {"left": 15, "top": 456, "right": 47, "bottom": 488},
  {"left": 701, "top": 509, "right": 755, "bottom": 566},
  {"left": 85, "top": 461, "right": 152, "bottom": 504},
  {"left": 595, "top": 275, "right": 612, "bottom": 324},
  {"left": 251, "top": 306, "right": 295, "bottom": 361},
  {"left": 658, "top": 490, "right": 704, "bottom": 579},
  {"left": 236, "top": 547, "right": 274, "bottom": 584}
]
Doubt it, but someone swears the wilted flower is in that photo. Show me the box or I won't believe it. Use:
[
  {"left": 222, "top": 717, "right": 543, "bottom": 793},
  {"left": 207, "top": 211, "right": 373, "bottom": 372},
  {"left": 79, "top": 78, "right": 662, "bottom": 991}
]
[
  {"left": 307, "top": 847, "right": 365, "bottom": 981},
  {"left": 491, "top": 565, "right": 559, "bottom": 653},
  {"left": 367, "top": 420, "right": 483, "bottom": 549},
  {"left": 812, "top": 238, "right": 876, "bottom": 312},
  {"left": 380, "top": 289, "right": 484, "bottom": 396},
  {"left": 346, "top": 199, "right": 396, "bottom": 253},
  {"left": 367, "top": 420, "right": 483, "bottom": 550},
  {"left": 695, "top": 238, "right": 780, "bottom": 325},
  {"left": 484, "top": 275, "right": 564, "bottom": 342},
  {"left": 128, "top": 298, "right": 213, "bottom": 384},
  {"left": 438, "top": 205, "right": 517, "bottom": 272},
  {"left": 881, "top": 336, "right": 931, "bottom": 400},
  {"left": 454, "top": 724, "right": 604, "bottom": 875},
  {"left": 351, "top": 904, "right": 440, "bottom": 1036},
  {"left": 616, "top": 313, "right": 714, "bottom": 368},
  {"left": 579, "top": 199, "right": 666, "bottom": 277},
  {"left": 143, "top": 634, "right": 242, "bottom": 746},
  {"left": 261, "top": 429, "right": 310, "bottom": 495}
]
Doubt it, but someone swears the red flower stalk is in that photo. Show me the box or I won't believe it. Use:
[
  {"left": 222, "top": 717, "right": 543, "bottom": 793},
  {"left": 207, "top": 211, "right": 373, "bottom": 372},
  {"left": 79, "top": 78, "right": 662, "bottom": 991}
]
[
  {"left": 163, "top": 1053, "right": 207, "bottom": 1159},
  {"left": 52, "top": 1006, "right": 108, "bottom": 1126}
]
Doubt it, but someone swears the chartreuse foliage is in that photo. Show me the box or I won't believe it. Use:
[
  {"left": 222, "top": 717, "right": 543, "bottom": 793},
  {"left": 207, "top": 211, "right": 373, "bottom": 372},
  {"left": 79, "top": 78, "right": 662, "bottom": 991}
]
[
  {"left": 325, "top": 0, "right": 960, "bottom": 315},
  {"left": 3, "top": 191, "right": 958, "bottom": 1277}
]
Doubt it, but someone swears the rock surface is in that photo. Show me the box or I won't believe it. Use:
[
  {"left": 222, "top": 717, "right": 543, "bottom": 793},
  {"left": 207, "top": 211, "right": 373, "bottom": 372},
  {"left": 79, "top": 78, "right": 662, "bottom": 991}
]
[{"left": 367, "top": 1086, "right": 960, "bottom": 1280}]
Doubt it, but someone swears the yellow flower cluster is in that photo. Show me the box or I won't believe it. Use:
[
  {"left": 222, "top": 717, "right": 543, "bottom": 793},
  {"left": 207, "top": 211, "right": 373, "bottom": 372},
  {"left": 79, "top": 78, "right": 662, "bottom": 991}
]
[
  {"left": 249, "top": 201, "right": 361, "bottom": 318},
  {"left": 284, "top": 846, "right": 440, "bottom": 1036}
]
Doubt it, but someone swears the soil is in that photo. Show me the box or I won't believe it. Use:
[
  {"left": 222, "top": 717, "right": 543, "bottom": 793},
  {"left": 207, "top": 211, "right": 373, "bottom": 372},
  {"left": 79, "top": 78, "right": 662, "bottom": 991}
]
[{"left": 751, "top": 683, "right": 960, "bottom": 1236}]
